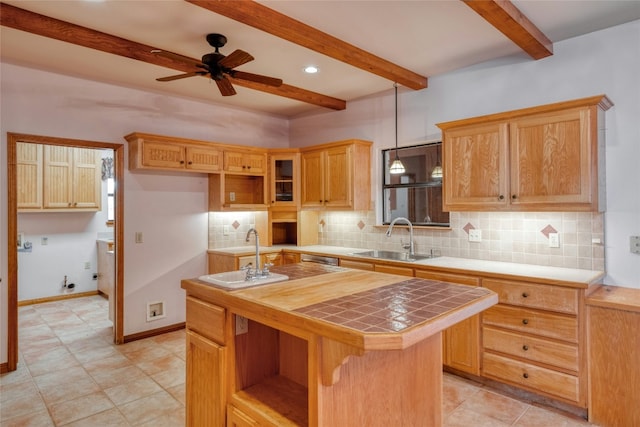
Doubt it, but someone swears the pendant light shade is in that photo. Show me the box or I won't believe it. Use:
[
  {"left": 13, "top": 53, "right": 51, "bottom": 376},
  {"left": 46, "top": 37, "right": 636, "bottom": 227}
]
[
  {"left": 431, "top": 143, "right": 442, "bottom": 180},
  {"left": 390, "top": 83, "right": 405, "bottom": 175}
]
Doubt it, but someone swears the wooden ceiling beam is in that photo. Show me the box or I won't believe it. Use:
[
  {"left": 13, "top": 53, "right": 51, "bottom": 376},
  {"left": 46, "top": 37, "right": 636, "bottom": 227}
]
[
  {"left": 0, "top": 2, "right": 345, "bottom": 110},
  {"left": 186, "top": 0, "right": 428, "bottom": 90},
  {"left": 462, "top": 0, "right": 553, "bottom": 59}
]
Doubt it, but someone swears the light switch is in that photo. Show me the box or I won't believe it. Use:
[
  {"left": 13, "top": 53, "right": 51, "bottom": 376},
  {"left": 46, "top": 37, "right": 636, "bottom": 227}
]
[
  {"left": 549, "top": 233, "right": 560, "bottom": 248},
  {"left": 135, "top": 232, "right": 143, "bottom": 243}
]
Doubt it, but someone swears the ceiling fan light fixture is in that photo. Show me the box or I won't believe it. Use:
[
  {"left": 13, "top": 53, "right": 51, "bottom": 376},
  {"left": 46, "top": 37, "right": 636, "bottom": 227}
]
[{"left": 389, "top": 82, "right": 405, "bottom": 175}]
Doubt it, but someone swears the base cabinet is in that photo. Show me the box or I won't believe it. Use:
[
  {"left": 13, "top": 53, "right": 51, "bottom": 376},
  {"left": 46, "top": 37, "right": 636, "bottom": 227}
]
[
  {"left": 186, "top": 330, "right": 227, "bottom": 426},
  {"left": 481, "top": 278, "right": 585, "bottom": 407},
  {"left": 415, "top": 270, "right": 481, "bottom": 375},
  {"left": 227, "top": 405, "right": 259, "bottom": 427}
]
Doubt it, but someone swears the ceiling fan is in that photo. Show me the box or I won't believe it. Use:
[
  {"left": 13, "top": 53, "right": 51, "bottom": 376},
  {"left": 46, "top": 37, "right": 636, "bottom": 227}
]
[{"left": 152, "top": 33, "right": 283, "bottom": 96}]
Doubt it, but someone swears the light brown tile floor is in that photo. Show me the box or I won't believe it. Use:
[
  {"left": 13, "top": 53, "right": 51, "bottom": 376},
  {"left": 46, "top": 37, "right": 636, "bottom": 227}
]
[{"left": 1, "top": 295, "right": 598, "bottom": 426}]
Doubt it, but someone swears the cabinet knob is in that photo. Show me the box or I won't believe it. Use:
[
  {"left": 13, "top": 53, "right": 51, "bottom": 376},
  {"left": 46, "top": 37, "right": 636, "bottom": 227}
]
[
  {"left": 247, "top": 165, "right": 251, "bottom": 170},
  {"left": 523, "top": 373, "right": 529, "bottom": 379},
  {"left": 242, "top": 165, "right": 246, "bottom": 169},
  {"left": 522, "top": 319, "right": 529, "bottom": 325},
  {"left": 188, "top": 161, "right": 192, "bottom": 165},
  {"left": 324, "top": 200, "right": 329, "bottom": 203},
  {"left": 180, "top": 160, "right": 185, "bottom": 164},
  {"left": 512, "top": 194, "right": 517, "bottom": 200},
  {"left": 498, "top": 195, "right": 505, "bottom": 200},
  {"left": 522, "top": 292, "right": 529, "bottom": 298},
  {"left": 522, "top": 345, "right": 529, "bottom": 351}
]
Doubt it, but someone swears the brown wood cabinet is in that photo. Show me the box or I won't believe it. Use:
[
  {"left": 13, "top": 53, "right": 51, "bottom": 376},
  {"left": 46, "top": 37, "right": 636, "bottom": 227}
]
[
  {"left": 300, "top": 140, "right": 372, "bottom": 210},
  {"left": 126, "top": 132, "right": 222, "bottom": 173},
  {"left": 415, "top": 270, "right": 481, "bottom": 375},
  {"left": 481, "top": 278, "right": 586, "bottom": 406},
  {"left": 18, "top": 143, "right": 101, "bottom": 212},
  {"left": 185, "top": 296, "right": 227, "bottom": 427},
  {"left": 224, "top": 150, "right": 267, "bottom": 174},
  {"left": 16, "top": 142, "right": 43, "bottom": 210},
  {"left": 437, "top": 95, "right": 613, "bottom": 212},
  {"left": 268, "top": 151, "right": 299, "bottom": 208}
]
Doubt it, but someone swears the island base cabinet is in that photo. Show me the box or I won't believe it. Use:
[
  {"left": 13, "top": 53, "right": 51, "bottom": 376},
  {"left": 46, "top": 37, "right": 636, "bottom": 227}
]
[
  {"left": 314, "top": 333, "right": 443, "bottom": 426},
  {"left": 186, "top": 330, "right": 226, "bottom": 426}
]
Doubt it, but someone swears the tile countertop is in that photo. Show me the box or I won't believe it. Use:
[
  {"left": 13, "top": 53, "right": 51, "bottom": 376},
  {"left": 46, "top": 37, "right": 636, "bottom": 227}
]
[{"left": 209, "top": 244, "right": 605, "bottom": 287}]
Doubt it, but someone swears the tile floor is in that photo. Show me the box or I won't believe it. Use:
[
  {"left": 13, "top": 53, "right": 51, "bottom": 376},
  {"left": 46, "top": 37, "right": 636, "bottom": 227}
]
[{"left": 1, "top": 295, "right": 597, "bottom": 426}]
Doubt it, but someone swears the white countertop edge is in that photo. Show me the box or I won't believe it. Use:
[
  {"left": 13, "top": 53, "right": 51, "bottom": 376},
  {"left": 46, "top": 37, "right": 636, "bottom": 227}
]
[{"left": 208, "top": 244, "right": 604, "bottom": 285}]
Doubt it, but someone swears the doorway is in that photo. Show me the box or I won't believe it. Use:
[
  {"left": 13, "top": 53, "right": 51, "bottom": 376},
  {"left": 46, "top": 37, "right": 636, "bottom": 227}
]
[{"left": 6, "top": 133, "right": 125, "bottom": 372}]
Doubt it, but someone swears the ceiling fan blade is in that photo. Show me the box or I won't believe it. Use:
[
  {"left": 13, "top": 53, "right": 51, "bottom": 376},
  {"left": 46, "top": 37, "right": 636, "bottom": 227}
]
[
  {"left": 156, "top": 71, "right": 206, "bottom": 82},
  {"left": 215, "top": 77, "right": 237, "bottom": 96},
  {"left": 231, "top": 71, "right": 283, "bottom": 87},
  {"left": 151, "top": 49, "right": 202, "bottom": 69},
  {"left": 218, "top": 49, "right": 254, "bottom": 69}
]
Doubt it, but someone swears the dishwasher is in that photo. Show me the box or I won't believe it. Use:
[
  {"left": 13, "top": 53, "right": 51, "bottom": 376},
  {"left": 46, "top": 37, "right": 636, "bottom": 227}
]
[{"left": 300, "top": 253, "right": 339, "bottom": 266}]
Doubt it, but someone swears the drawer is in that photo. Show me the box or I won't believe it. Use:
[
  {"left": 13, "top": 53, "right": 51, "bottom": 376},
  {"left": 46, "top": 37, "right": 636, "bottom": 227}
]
[
  {"left": 483, "top": 304, "right": 578, "bottom": 343},
  {"left": 483, "top": 279, "right": 578, "bottom": 314},
  {"left": 483, "top": 326, "right": 578, "bottom": 371},
  {"left": 374, "top": 264, "right": 414, "bottom": 276},
  {"left": 482, "top": 352, "right": 580, "bottom": 403},
  {"left": 415, "top": 270, "right": 480, "bottom": 286},
  {"left": 186, "top": 296, "right": 226, "bottom": 345}
]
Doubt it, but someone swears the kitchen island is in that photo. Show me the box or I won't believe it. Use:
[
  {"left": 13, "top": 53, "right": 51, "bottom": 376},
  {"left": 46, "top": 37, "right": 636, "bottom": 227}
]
[{"left": 181, "top": 263, "right": 497, "bottom": 426}]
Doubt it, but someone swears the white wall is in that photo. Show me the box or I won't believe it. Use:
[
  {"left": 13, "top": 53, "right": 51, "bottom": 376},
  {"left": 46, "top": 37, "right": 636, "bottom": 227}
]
[
  {"left": 1, "top": 63, "right": 289, "bottom": 362},
  {"left": 290, "top": 20, "right": 640, "bottom": 288}
]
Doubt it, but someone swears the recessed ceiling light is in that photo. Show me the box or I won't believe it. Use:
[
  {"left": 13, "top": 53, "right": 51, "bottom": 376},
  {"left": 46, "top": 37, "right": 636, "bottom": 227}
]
[{"left": 304, "top": 66, "right": 319, "bottom": 74}]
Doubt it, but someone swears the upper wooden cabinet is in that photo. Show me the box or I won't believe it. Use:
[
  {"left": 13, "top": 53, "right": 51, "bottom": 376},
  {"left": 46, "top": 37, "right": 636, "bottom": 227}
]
[
  {"left": 18, "top": 143, "right": 101, "bottom": 212},
  {"left": 17, "top": 142, "right": 43, "bottom": 209},
  {"left": 126, "top": 132, "right": 222, "bottom": 173},
  {"left": 300, "top": 139, "right": 372, "bottom": 210},
  {"left": 268, "top": 151, "right": 299, "bottom": 207},
  {"left": 437, "top": 95, "right": 613, "bottom": 212},
  {"left": 224, "top": 150, "right": 267, "bottom": 174}
]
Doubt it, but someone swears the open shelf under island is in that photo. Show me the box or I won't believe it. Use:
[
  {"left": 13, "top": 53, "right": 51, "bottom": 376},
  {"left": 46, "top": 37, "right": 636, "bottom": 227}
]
[{"left": 181, "top": 263, "right": 498, "bottom": 426}]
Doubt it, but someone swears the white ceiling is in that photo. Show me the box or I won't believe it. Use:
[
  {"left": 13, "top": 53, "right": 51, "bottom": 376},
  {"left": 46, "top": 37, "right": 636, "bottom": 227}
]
[{"left": 1, "top": 0, "right": 639, "bottom": 117}]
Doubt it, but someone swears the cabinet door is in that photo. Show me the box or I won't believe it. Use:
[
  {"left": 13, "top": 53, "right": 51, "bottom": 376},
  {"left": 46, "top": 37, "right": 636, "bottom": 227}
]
[
  {"left": 186, "top": 330, "right": 227, "bottom": 427},
  {"left": 186, "top": 146, "right": 222, "bottom": 172},
  {"left": 225, "top": 151, "right": 267, "bottom": 174},
  {"left": 415, "top": 270, "right": 481, "bottom": 375},
  {"left": 141, "top": 140, "right": 185, "bottom": 169},
  {"left": 270, "top": 154, "right": 298, "bottom": 207},
  {"left": 301, "top": 150, "right": 325, "bottom": 207},
  {"left": 72, "top": 148, "right": 101, "bottom": 209},
  {"left": 282, "top": 252, "right": 300, "bottom": 264},
  {"left": 17, "top": 142, "right": 43, "bottom": 209},
  {"left": 443, "top": 122, "right": 509, "bottom": 211},
  {"left": 262, "top": 252, "right": 283, "bottom": 266},
  {"left": 324, "top": 145, "right": 352, "bottom": 208},
  {"left": 510, "top": 107, "right": 593, "bottom": 208},
  {"left": 43, "top": 145, "right": 73, "bottom": 208}
]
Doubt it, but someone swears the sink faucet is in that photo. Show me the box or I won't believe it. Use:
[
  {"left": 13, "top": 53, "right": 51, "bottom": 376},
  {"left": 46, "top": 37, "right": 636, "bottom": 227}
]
[
  {"left": 386, "top": 217, "right": 415, "bottom": 256},
  {"left": 245, "top": 228, "right": 261, "bottom": 276}
]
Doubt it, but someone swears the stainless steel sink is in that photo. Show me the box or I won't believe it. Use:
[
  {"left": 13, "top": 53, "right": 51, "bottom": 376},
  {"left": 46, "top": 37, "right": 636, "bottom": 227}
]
[
  {"left": 198, "top": 270, "right": 289, "bottom": 289},
  {"left": 352, "top": 250, "right": 435, "bottom": 262}
]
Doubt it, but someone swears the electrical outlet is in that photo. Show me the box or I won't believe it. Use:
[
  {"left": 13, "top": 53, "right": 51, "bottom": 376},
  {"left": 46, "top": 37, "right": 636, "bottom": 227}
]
[
  {"left": 631, "top": 236, "right": 640, "bottom": 255},
  {"left": 41, "top": 236, "right": 48, "bottom": 246},
  {"left": 135, "top": 232, "right": 143, "bottom": 244},
  {"left": 236, "top": 315, "right": 249, "bottom": 335},
  {"left": 229, "top": 192, "right": 236, "bottom": 202},
  {"left": 84, "top": 261, "right": 91, "bottom": 270},
  {"left": 223, "top": 225, "right": 230, "bottom": 236},
  {"left": 549, "top": 232, "right": 560, "bottom": 248},
  {"left": 468, "top": 229, "right": 482, "bottom": 242}
]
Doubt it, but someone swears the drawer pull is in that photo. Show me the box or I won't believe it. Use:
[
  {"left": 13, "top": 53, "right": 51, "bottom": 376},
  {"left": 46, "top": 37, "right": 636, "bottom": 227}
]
[
  {"left": 522, "top": 345, "right": 529, "bottom": 351},
  {"left": 522, "top": 292, "right": 529, "bottom": 298},
  {"left": 522, "top": 319, "right": 529, "bottom": 325},
  {"left": 523, "top": 373, "right": 529, "bottom": 379}
]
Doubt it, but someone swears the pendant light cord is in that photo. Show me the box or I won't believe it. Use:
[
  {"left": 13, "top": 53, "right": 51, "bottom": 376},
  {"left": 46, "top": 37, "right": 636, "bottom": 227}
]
[{"left": 394, "top": 82, "right": 399, "bottom": 159}]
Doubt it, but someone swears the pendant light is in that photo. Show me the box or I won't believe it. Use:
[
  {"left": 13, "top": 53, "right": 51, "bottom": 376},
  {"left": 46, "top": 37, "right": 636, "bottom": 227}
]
[
  {"left": 431, "top": 143, "right": 443, "bottom": 180},
  {"left": 389, "top": 83, "right": 405, "bottom": 175}
]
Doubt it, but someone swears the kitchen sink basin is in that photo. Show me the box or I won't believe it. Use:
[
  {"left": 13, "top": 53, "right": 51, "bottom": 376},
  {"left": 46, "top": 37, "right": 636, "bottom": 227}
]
[
  {"left": 352, "top": 250, "right": 435, "bottom": 262},
  {"left": 198, "top": 270, "right": 289, "bottom": 289}
]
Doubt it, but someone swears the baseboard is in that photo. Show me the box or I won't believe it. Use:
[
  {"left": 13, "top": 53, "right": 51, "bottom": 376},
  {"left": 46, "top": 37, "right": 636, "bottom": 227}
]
[
  {"left": 123, "top": 322, "right": 186, "bottom": 343},
  {"left": 18, "top": 290, "right": 100, "bottom": 306},
  {"left": 0, "top": 362, "right": 8, "bottom": 374}
]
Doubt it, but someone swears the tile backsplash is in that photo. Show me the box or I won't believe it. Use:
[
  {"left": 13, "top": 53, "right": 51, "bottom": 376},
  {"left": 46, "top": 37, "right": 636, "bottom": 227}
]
[
  {"left": 318, "top": 211, "right": 604, "bottom": 271},
  {"left": 209, "top": 210, "right": 605, "bottom": 271}
]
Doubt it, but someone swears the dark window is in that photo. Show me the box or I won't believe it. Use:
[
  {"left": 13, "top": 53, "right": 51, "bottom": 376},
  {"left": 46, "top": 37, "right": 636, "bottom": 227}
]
[{"left": 382, "top": 142, "right": 449, "bottom": 226}]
